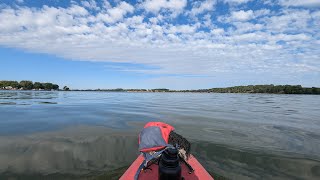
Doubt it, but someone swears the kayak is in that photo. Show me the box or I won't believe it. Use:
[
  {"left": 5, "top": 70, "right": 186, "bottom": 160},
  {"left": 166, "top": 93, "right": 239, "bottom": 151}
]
[
  {"left": 120, "top": 154, "right": 214, "bottom": 180},
  {"left": 121, "top": 122, "right": 213, "bottom": 179}
]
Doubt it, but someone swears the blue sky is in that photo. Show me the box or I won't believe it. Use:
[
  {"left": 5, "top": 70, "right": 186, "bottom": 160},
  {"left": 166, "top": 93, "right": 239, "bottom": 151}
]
[{"left": 0, "top": 0, "right": 319, "bottom": 89}]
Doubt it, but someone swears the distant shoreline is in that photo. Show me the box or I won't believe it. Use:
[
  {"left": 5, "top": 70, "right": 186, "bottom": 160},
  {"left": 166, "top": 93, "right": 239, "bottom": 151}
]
[
  {"left": 1, "top": 89, "right": 320, "bottom": 95},
  {"left": 69, "top": 85, "right": 320, "bottom": 95},
  {"left": 1, "top": 81, "right": 319, "bottom": 95},
  {"left": 0, "top": 84, "right": 320, "bottom": 95}
]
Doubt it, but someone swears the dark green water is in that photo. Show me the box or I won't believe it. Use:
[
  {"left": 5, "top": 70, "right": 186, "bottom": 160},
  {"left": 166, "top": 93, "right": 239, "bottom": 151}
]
[{"left": 0, "top": 91, "right": 319, "bottom": 179}]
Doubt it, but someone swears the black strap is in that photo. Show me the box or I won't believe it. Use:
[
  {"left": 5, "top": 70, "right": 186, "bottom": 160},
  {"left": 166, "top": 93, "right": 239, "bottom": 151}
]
[
  {"left": 134, "top": 159, "right": 147, "bottom": 180},
  {"left": 179, "top": 154, "right": 194, "bottom": 174}
]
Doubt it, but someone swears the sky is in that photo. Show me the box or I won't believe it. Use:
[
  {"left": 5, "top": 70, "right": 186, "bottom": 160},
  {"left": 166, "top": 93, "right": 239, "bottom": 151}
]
[{"left": 0, "top": 0, "right": 319, "bottom": 90}]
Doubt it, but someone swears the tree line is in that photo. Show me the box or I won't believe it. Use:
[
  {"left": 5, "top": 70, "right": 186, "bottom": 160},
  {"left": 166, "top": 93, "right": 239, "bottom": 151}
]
[
  {"left": 208, "top": 85, "right": 320, "bottom": 94},
  {"left": 0, "top": 80, "right": 59, "bottom": 90},
  {"left": 71, "top": 85, "right": 320, "bottom": 94},
  {"left": 2, "top": 81, "right": 319, "bottom": 94}
]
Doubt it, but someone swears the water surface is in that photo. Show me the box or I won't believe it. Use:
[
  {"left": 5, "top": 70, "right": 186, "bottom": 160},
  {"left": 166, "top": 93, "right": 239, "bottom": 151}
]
[{"left": 0, "top": 91, "right": 319, "bottom": 179}]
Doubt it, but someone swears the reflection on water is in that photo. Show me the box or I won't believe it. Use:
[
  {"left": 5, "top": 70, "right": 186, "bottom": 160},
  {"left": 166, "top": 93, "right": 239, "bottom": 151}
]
[
  {"left": 0, "top": 91, "right": 58, "bottom": 106},
  {"left": 192, "top": 141, "right": 320, "bottom": 180},
  {"left": 0, "top": 91, "right": 320, "bottom": 179},
  {"left": 0, "top": 126, "right": 139, "bottom": 180},
  {"left": 0, "top": 125, "right": 319, "bottom": 180}
]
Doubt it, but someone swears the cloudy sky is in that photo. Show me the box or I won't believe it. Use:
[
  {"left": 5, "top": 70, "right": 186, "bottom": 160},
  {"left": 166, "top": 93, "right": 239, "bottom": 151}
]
[{"left": 0, "top": 0, "right": 319, "bottom": 89}]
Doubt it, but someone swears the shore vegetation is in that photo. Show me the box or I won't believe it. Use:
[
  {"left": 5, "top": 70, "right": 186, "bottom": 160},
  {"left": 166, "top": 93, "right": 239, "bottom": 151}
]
[
  {"left": 0, "top": 80, "right": 59, "bottom": 90},
  {"left": 1, "top": 81, "right": 319, "bottom": 94},
  {"left": 72, "top": 85, "right": 320, "bottom": 94}
]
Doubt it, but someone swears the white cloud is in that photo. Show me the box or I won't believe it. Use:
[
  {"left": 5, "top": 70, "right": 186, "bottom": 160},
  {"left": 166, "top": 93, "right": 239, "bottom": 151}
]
[
  {"left": 97, "top": 1, "right": 134, "bottom": 24},
  {"left": 222, "top": 0, "right": 253, "bottom": 5},
  {"left": 190, "top": 0, "right": 216, "bottom": 16},
  {"left": 279, "top": 0, "right": 320, "bottom": 7},
  {"left": 230, "top": 10, "right": 254, "bottom": 21},
  {"left": 263, "top": 9, "right": 312, "bottom": 33},
  {"left": 67, "top": 5, "right": 89, "bottom": 16},
  {"left": 220, "top": 9, "right": 270, "bottom": 23},
  {"left": 141, "top": 0, "right": 187, "bottom": 14},
  {"left": 233, "top": 22, "right": 264, "bottom": 33},
  {"left": 102, "top": 0, "right": 112, "bottom": 9},
  {"left": 202, "top": 14, "right": 213, "bottom": 27},
  {"left": 254, "top": 9, "right": 271, "bottom": 17},
  {"left": 81, "top": 0, "right": 99, "bottom": 10},
  {"left": 167, "top": 24, "right": 198, "bottom": 34},
  {"left": 263, "top": 0, "right": 275, "bottom": 5},
  {"left": 0, "top": 1, "right": 319, "bottom": 87},
  {"left": 211, "top": 28, "right": 225, "bottom": 35}
]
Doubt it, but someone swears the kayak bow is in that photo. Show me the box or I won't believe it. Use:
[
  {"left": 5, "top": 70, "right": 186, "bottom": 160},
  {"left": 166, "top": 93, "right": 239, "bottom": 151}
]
[{"left": 120, "top": 154, "right": 214, "bottom": 180}]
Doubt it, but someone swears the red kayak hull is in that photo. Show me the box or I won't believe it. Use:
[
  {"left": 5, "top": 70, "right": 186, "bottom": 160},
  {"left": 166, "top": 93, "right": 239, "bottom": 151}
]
[{"left": 120, "top": 154, "right": 214, "bottom": 180}]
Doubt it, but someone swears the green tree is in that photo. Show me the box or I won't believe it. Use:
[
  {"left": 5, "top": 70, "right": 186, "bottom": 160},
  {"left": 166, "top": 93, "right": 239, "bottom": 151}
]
[
  {"left": 42, "top": 83, "right": 53, "bottom": 90},
  {"left": 63, "top": 86, "right": 70, "bottom": 91},
  {"left": 312, "top": 87, "right": 320, "bottom": 94},
  {"left": 33, "top": 82, "right": 44, "bottom": 89},
  {"left": 19, "top": 80, "right": 33, "bottom": 90},
  {"left": 52, "top": 84, "right": 59, "bottom": 90},
  {"left": 0, "top": 81, "right": 19, "bottom": 88}
]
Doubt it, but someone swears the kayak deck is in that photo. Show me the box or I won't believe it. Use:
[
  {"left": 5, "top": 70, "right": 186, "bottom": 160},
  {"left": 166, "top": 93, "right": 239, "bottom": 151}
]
[{"left": 120, "top": 154, "right": 214, "bottom": 180}]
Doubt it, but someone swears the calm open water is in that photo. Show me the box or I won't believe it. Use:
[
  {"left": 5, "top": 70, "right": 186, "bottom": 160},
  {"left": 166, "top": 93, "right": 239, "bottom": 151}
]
[{"left": 0, "top": 91, "right": 319, "bottom": 180}]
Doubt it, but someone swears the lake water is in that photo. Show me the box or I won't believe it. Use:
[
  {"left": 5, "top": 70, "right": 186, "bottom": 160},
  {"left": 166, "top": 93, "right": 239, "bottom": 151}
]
[{"left": 0, "top": 91, "right": 319, "bottom": 179}]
